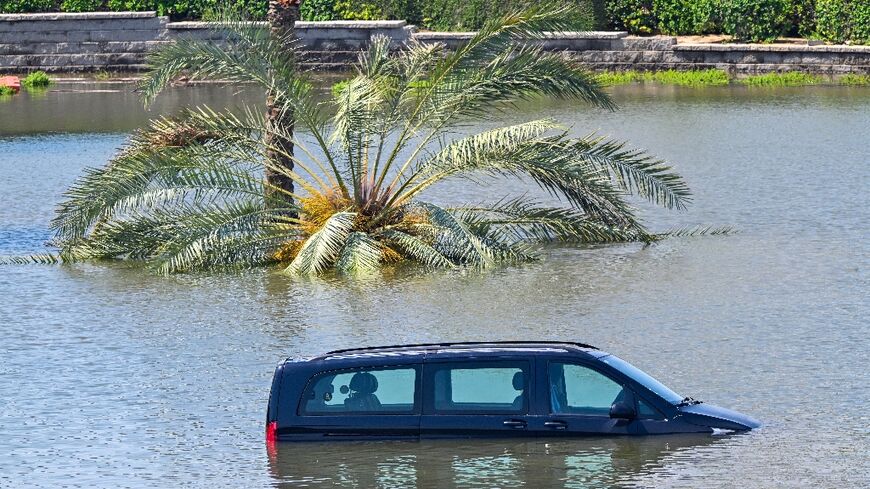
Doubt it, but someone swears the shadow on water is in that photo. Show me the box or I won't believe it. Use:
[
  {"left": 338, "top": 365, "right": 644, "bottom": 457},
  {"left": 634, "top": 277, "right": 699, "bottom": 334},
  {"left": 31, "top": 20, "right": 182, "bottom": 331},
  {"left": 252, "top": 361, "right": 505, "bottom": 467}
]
[{"left": 266, "top": 434, "right": 732, "bottom": 488}]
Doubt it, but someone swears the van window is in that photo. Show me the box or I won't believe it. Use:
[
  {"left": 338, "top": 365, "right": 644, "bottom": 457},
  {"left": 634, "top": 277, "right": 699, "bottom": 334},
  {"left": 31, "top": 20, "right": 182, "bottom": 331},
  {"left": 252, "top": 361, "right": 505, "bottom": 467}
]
[
  {"left": 549, "top": 362, "right": 624, "bottom": 416},
  {"left": 431, "top": 362, "right": 529, "bottom": 414},
  {"left": 300, "top": 366, "right": 418, "bottom": 415}
]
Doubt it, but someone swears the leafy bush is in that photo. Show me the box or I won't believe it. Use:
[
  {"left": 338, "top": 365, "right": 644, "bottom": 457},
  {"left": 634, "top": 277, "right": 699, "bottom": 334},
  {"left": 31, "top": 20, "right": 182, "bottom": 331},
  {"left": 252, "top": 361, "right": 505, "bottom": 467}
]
[
  {"left": 653, "top": 0, "right": 720, "bottom": 35},
  {"left": 421, "top": 0, "right": 596, "bottom": 31},
  {"left": 815, "top": 0, "right": 850, "bottom": 42},
  {"left": 300, "top": 0, "right": 337, "bottom": 21},
  {"left": 815, "top": 0, "right": 870, "bottom": 44},
  {"left": 788, "top": 0, "right": 816, "bottom": 38},
  {"left": 853, "top": 2, "right": 870, "bottom": 43},
  {"left": 0, "top": 0, "right": 56, "bottom": 13},
  {"left": 722, "top": 0, "right": 790, "bottom": 42},
  {"left": 0, "top": 85, "right": 15, "bottom": 96},
  {"left": 21, "top": 70, "right": 51, "bottom": 87},
  {"left": 334, "top": 0, "right": 383, "bottom": 20},
  {"left": 606, "top": 0, "right": 656, "bottom": 34},
  {"left": 60, "top": 0, "right": 103, "bottom": 12}
]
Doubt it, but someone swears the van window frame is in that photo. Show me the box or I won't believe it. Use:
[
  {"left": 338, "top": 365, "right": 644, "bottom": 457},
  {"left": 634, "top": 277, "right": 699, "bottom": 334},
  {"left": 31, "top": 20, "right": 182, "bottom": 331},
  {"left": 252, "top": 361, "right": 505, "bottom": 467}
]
[
  {"left": 423, "top": 359, "right": 533, "bottom": 415},
  {"left": 545, "top": 359, "right": 665, "bottom": 420},
  {"left": 297, "top": 364, "right": 422, "bottom": 416}
]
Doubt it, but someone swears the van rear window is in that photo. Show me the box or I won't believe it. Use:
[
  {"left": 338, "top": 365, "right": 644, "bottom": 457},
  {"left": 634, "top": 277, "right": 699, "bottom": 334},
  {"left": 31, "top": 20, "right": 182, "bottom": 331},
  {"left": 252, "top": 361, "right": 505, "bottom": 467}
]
[{"left": 299, "top": 366, "right": 419, "bottom": 415}]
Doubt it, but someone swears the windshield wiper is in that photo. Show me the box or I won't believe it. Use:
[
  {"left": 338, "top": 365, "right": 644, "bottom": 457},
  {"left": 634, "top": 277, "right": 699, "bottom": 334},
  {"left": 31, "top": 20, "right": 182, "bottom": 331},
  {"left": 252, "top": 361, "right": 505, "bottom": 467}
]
[{"left": 676, "top": 397, "right": 703, "bottom": 407}]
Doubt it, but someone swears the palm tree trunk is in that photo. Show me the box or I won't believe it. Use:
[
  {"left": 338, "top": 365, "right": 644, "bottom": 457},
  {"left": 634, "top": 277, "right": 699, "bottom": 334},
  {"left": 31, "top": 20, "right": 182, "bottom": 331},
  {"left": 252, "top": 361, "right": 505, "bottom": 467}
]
[{"left": 265, "top": 0, "right": 300, "bottom": 208}]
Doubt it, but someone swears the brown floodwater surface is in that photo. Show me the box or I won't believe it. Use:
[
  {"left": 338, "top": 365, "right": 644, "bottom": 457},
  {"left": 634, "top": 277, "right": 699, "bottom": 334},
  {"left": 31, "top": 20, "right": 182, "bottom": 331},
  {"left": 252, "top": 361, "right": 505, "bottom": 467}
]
[{"left": 0, "top": 83, "right": 868, "bottom": 488}]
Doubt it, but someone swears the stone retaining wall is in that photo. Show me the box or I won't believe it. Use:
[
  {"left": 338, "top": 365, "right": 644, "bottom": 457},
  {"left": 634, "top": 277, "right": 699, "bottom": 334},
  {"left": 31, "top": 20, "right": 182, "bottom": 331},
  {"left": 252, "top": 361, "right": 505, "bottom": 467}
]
[{"left": 1, "top": 11, "right": 868, "bottom": 75}]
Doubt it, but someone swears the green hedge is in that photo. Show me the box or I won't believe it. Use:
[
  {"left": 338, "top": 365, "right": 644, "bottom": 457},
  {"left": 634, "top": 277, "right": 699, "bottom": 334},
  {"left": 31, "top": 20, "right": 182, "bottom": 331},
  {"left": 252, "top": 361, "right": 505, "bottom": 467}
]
[
  {"left": 816, "top": 0, "right": 870, "bottom": 43},
  {"left": 1, "top": 0, "right": 866, "bottom": 43},
  {"left": 653, "top": 0, "right": 720, "bottom": 35},
  {"left": 607, "top": 0, "right": 869, "bottom": 44},
  {"left": 0, "top": 0, "right": 267, "bottom": 19},
  {"left": 722, "top": 0, "right": 790, "bottom": 42}
]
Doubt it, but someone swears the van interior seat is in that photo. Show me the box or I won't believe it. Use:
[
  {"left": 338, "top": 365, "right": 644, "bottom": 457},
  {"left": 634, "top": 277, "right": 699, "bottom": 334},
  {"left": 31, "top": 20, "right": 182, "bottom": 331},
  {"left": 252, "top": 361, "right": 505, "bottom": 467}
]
[
  {"left": 512, "top": 371, "right": 525, "bottom": 409},
  {"left": 345, "top": 372, "right": 381, "bottom": 411}
]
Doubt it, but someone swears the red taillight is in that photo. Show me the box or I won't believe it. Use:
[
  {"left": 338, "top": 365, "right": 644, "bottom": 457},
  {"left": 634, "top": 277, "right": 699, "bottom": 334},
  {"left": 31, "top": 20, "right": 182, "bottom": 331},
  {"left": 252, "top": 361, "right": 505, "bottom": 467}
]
[{"left": 266, "top": 421, "right": 278, "bottom": 442}]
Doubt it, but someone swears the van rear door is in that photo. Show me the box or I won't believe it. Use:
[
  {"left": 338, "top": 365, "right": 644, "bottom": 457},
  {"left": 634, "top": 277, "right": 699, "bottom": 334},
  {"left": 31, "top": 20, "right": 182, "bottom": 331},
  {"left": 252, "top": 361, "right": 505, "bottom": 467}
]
[{"left": 285, "top": 364, "right": 421, "bottom": 441}]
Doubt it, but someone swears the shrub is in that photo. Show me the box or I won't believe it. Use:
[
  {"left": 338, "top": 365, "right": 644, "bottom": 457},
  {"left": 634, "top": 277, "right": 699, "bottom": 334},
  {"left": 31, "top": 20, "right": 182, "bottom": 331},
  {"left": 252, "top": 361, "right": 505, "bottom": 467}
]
[
  {"left": 849, "top": 1, "right": 870, "bottom": 43},
  {"left": 300, "top": 0, "right": 337, "bottom": 21},
  {"left": 21, "top": 70, "right": 51, "bottom": 87},
  {"left": 722, "top": 0, "right": 790, "bottom": 42},
  {"left": 0, "top": 85, "right": 15, "bottom": 96},
  {"left": 60, "top": 0, "right": 103, "bottom": 12},
  {"left": 421, "top": 1, "right": 596, "bottom": 31},
  {"left": 815, "top": 0, "right": 850, "bottom": 42},
  {"left": 334, "top": 0, "right": 383, "bottom": 20},
  {"left": 653, "top": 0, "right": 720, "bottom": 35},
  {"left": 816, "top": 0, "right": 870, "bottom": 44},
  {"left": 606, "top": 0, "right": 656, "bottom": 34},
  {"left": 789, "top": 0, "right": 816, "bottom": 38},
  {"left": 0, "top": 0, "right": 56, "bottom": 13}
]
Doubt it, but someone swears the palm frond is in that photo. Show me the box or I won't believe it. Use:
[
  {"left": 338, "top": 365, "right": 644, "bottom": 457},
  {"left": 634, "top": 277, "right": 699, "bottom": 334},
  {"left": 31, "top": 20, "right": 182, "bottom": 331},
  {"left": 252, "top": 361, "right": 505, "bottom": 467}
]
[
  {"left": 335, "top": 231, "right": 382, "bottom": 275},
  {"left": 140, "top": 16, "right": 297, "bottom": 105},
  {"left": 568, "top": 135, "right": 692, "bottom": 210},
  {"left": 379, "top": 229, "right": 454, "bottom": 269},
  {"left": 284, "top": 211, "right": 356, "bottom": 275},
  {"left": 0, "top": 253, "right": 60, "bottom": 265}
]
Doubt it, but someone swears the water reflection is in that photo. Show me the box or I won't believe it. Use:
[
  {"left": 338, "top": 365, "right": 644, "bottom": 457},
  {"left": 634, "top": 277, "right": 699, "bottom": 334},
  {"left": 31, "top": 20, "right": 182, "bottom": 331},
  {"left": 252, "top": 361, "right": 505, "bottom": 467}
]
[{"left": 267, "top": 435, "right": 728, "bottom": 488}]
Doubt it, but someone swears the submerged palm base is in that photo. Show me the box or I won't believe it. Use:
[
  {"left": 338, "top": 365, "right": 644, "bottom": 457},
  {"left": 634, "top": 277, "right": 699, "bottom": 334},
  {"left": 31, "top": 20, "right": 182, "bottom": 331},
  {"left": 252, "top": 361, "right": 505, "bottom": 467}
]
[{"left": 35, "top": 5, "right": 715, "bottom": 276}]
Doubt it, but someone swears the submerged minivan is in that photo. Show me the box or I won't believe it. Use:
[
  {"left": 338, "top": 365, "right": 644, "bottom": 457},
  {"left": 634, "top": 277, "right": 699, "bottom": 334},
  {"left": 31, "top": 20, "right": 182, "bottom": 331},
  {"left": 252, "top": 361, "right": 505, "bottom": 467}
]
[{"left": 266, "top": 342, "right": 760, "bottom": 442}]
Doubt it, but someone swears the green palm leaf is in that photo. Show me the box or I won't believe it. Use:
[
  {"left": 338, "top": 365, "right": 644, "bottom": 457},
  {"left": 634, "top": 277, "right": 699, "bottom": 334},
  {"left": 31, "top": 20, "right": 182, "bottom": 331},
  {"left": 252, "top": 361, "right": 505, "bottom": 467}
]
[{"left": 285, "top": 211, "right": 356, "bottom": 275}]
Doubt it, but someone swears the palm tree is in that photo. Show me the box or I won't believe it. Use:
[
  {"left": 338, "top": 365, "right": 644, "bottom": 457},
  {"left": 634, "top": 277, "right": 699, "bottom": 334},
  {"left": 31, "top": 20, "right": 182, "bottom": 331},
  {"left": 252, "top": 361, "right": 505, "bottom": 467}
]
[{"left": 44, "top": 4, "right": 701, "bottom": 276}]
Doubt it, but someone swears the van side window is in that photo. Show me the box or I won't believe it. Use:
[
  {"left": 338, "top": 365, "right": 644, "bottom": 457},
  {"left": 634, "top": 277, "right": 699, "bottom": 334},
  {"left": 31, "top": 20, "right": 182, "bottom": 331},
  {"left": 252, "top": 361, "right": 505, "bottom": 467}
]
[
  {"left": 431, "top": 362, "right": 529, "bottom": 414},
  {"left": 300, "top": 366, "right": 418, "bottom": 415},
  {"left": 549, "top": 362, "right": 624, "bottom": 416}
]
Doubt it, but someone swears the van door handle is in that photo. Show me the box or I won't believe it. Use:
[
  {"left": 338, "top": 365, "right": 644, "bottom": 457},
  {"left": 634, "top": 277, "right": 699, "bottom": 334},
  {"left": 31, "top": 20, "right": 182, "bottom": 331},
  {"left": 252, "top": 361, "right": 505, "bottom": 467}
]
[
  {"left": 503, "top": 419, "right": 527, "bottom": 429},
  {"left": 544, "top": 420, "right": 567, "bottom": 430}
]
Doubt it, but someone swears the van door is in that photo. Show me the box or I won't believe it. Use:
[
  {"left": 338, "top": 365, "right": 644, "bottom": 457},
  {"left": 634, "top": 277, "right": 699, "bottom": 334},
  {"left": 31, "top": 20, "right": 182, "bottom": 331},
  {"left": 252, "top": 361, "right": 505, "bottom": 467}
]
[
  {"left": 534, "top": 358, "right": 634, "bottom": 435},
  {"left": 290, "top": 364, "right": 421, "bottom": 440},
  {"left": 420, "top": 359, "right": 536, "bottom": 438}
]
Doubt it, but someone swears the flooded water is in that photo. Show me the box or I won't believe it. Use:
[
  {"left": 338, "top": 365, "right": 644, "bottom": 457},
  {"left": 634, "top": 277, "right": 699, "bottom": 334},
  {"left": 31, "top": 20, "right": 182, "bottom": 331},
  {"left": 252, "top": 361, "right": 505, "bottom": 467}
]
[{"left": 1, "top": 83, "right": 868, "bottom": 488}]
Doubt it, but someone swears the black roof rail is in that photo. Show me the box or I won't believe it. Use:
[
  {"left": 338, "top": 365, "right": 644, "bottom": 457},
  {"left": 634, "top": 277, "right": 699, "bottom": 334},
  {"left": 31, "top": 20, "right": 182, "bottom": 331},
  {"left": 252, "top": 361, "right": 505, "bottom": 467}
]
[{"left": 320, "top": 340, "right": 597, "bottom": 358}]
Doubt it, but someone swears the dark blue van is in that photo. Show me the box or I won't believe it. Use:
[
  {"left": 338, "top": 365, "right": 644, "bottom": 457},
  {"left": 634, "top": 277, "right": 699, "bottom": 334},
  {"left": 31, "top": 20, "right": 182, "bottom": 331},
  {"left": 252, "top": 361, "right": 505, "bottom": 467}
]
[{"left": 265, "top": 342, "right": 760, "bottom": 442}]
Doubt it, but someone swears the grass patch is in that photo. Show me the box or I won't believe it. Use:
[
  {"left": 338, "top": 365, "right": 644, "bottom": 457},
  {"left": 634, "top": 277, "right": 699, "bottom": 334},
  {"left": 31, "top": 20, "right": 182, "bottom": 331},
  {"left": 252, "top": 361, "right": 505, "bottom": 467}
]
[
  {"left": 93, "top": 70, "right": 114, "bottom": 81},
  {"left": 838, "top": 74, "right": 870, "bottom": 86},
  {"left": 21, "top": 70, "right": 51, "bottom": 88},
  {"left": 331, "top": 79, "right": 349, "bottom": 97},
  {"left": 739, "top": 72, "right": 824, "bottom": 87},
  {"left": 596, "top": 69, "right": 730, "bottom": 87}
]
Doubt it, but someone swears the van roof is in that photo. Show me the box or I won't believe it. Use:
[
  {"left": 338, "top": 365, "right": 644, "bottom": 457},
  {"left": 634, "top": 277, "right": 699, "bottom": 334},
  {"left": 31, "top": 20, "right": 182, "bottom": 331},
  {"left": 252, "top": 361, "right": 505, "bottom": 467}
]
[{"left": 308, "top": 341, "right": 600, "bottom": 361}]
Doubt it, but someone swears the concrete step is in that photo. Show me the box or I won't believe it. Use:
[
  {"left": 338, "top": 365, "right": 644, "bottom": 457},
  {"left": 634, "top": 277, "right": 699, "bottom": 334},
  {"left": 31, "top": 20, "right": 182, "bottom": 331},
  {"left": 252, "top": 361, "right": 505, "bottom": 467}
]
[
  {"left": 0, "top": 40, "right": 170, "bottom": 55},
  {"left": 0, "top": 29, "right": 161, "bottom": 43},
  {"left": 0, "top": 52, "right": 148, "bottom": 68}
]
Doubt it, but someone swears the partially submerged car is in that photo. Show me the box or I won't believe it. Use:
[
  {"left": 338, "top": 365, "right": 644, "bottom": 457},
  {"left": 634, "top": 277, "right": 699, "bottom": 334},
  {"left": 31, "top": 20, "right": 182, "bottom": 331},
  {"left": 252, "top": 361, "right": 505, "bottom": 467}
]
[{"left": 266, "top": 341, "right": 760, "bottom": 442}]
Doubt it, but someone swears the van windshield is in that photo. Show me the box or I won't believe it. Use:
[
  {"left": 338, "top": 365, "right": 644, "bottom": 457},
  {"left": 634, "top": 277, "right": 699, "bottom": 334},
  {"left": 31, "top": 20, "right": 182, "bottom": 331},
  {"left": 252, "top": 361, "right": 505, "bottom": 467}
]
[{"left": 601, "top": 355, "right": 683, "bottom": 404}]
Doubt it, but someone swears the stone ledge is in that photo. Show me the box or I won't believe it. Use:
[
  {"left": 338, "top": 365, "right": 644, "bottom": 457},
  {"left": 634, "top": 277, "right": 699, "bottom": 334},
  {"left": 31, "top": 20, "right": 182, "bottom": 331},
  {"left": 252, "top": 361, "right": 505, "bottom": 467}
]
[
  {"left": 413, "top": 31, "right": 627, "bottom": 40},
  {"left": 166, "top": 21, "right": 267, "bottom": 30},
  {"left": 295, "top": 20, "right": 407, "bottom": 29},
  {"left": 0, "top": 11, "right": 156, "bottom": 21},
  {"left": 676, "top": 43, "right": 870, "bottom": 53}
]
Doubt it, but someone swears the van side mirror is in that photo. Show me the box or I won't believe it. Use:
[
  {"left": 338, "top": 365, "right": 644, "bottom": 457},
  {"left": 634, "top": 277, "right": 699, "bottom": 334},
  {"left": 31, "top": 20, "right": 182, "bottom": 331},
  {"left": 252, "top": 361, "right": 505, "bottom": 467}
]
[{"left": 610, "top": 401, "right": 637, "bottom": 420}]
